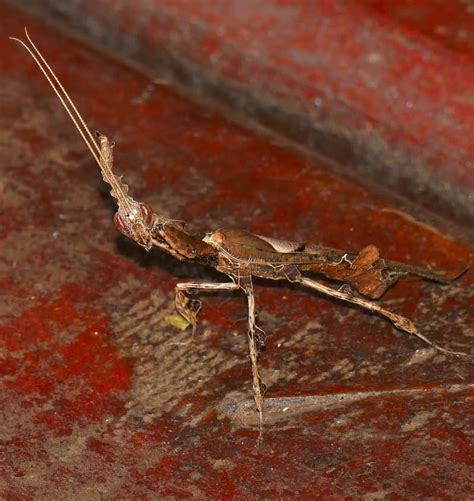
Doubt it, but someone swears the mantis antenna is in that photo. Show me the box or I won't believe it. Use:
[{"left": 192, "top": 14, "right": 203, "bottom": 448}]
[{"left": 10, "top": 28, "right": 134, "bottom": 215}]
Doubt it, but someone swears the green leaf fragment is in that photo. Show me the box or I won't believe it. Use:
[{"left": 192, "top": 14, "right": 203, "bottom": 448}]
[{"left": 165, "top": 314, "right": 190, "bottom": 331}]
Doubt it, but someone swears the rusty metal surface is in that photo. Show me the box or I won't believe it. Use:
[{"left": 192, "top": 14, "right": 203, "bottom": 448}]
[
  {"left": 10, "top": 0, "right": 474, "bottom": 227},
  {"left": 1, "top": 5, "right": 473, "bottom": 499}
]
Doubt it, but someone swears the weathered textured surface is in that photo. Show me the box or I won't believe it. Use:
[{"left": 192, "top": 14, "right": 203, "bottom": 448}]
[
  {"left": 10, "top": 0, "right": 474, "bottom": 227},
  {"left": 1, "top": 4, "right": 473, "bottom": 499}
]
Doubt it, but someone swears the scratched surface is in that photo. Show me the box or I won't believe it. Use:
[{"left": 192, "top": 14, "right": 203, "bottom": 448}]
[{"left": 1, "top": 4, "right": 473, "bottom": 500}]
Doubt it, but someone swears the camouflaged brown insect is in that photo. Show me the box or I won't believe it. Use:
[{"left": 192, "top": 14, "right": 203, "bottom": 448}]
[{"left": 12, "top": 29, "right": 468, "bottom": 431}]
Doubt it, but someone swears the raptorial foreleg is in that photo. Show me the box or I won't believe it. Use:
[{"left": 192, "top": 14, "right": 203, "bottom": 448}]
[{"left": 175, "top": 282, "right": 240, "bottom": 337}]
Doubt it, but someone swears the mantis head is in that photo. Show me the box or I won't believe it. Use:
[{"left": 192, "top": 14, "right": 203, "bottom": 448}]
[
  {"left": 113, "top": 201, "right": 154, "bottom": 250},
  {"left": 11, "top": 31, "right": 156, "bottom": 251},
  {"left": 96, "top": 133, "right": 155, "bottom": 251}
]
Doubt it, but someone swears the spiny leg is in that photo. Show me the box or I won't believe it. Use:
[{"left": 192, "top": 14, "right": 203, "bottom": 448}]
[
  {"left": 175, "top": 282, "right": 240, "bottom": 337},
  {"left": 177, "top": 280, "right": 267, "bottom": 428},
  {"left": 299, "top": 276, "right": 465, "bottom": 356},
  {"left": 245, "top": 288, "right": 266, "bottom": 431}
]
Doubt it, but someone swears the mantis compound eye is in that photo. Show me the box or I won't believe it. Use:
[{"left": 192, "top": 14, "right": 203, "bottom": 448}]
[
  {"left": 138, "top": 202, "right": 154, "bottom": 227},
  {"left": 114, "top": 212, "right": 131, "bottom": 237}
]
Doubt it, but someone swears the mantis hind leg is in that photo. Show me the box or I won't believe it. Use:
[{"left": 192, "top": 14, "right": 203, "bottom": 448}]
[{"left": 298, "top": 276, "right": 465, "bottom": 356}]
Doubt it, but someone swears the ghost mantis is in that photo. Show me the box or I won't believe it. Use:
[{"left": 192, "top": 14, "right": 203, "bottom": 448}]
[{"left": 11, "top": 29, "right": 468, "bottom": 429}]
